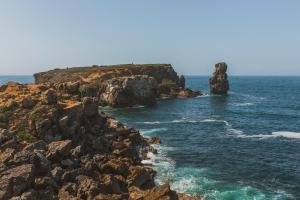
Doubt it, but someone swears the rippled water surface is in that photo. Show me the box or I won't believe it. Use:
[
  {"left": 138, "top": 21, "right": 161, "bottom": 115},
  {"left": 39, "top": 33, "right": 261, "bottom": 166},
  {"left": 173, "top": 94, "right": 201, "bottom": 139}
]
[
  {"left": 102, "top": 76, "right": 300, "bottom": 200},
  {"left": 2, "top": 75, "right": 300, "bottom": 199}
]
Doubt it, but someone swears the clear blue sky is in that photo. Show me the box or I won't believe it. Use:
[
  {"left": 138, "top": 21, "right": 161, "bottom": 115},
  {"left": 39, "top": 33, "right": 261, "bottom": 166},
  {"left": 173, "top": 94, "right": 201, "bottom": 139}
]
[{"left": 0, "top": 0, "right": 299, "bottom": 75}]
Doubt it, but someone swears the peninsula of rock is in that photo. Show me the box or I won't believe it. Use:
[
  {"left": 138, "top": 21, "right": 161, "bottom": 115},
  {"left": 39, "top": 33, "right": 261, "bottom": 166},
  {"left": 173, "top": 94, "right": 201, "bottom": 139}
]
[
  {"left": 0, "top": 65, "right": 201, "bottom": 200},
  {"left": 34, "top": 64, "right": 201, "bottom": 107}
]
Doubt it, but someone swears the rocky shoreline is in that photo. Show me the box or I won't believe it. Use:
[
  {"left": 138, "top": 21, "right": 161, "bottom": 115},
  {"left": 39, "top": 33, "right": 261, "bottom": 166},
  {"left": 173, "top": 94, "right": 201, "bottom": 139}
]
[{"left": 0, "top": 65, "right": 201, "bottom": 199}]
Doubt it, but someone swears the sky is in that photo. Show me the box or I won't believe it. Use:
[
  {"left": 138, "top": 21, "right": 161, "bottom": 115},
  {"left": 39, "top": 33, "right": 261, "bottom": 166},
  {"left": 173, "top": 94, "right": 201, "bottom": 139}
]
[{"left": 0, "top": 0, "right": 300, "bottom": 76}]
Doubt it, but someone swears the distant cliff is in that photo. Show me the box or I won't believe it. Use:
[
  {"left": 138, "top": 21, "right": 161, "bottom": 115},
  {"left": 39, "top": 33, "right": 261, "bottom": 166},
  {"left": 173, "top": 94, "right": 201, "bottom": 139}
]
[
  {"left": 34, "top": 64, "right": 179, "bottom": 85},
  {"left": 34, "top": 64, "right": 201, "bottom": 107}
]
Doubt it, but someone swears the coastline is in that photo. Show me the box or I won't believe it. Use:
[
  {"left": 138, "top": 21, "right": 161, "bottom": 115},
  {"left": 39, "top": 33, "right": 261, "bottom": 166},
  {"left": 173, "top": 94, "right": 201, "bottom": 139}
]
[{"left": 0, "top": 65, "right": 202, "bottom": 199}]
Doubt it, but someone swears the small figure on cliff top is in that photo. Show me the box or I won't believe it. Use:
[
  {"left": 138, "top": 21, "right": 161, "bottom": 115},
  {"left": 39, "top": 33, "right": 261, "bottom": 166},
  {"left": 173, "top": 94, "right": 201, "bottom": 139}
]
[{"left": 209, "top": 62, "right": 229, "bottom": 95}]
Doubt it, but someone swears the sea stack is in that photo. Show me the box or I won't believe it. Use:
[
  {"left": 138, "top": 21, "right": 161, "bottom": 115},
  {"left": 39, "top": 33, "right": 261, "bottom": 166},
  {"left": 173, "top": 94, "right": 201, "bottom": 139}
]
[{"left": 209, "top": 62, "right": 229, "bottom": 95}]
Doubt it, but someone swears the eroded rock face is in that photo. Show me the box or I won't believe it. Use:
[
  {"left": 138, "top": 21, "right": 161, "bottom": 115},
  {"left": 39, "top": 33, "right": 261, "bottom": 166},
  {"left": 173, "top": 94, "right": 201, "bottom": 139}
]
[
  {"left": 209, "top": 62, "right": 229, "bottom": 95},
  {"left": 99, "top": 75, "right": 158, "bottom": 107}
]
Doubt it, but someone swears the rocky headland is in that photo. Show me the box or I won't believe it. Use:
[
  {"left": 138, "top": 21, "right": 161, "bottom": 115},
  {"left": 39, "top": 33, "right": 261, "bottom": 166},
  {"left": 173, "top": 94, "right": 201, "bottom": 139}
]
[
  {"left": 209, "top": 62, "right": 229, "bottom": 95},
  {"left": 34, "top": 64, "right": 202, "bottom": 107},
  {"left": 0, "top": 65, "right": 201, "bottom": 199}
]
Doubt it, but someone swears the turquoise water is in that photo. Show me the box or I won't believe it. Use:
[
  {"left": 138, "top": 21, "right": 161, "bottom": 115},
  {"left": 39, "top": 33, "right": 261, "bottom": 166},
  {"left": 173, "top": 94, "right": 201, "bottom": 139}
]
[
  {"left": 2, "top": 76, "right": 300, "bottom": 199},
  {"left": 102, "top": 76, "right": 300, "bottom": 200}
]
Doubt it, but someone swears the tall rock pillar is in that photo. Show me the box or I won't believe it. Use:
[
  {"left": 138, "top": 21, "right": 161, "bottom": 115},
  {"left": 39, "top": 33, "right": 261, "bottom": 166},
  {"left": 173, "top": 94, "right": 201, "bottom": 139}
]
[{"left": 209, "top": 62, "right": 229, "bottom": 95}]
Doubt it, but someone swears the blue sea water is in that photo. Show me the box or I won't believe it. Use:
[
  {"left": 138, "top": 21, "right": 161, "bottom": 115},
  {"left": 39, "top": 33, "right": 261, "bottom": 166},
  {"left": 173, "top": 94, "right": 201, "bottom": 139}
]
[
  {"left": 102, "top": 76, "right": 300, "bottom": 200},
  {"left": 1, "top": 76, "right": 300, "bottom": 199}
]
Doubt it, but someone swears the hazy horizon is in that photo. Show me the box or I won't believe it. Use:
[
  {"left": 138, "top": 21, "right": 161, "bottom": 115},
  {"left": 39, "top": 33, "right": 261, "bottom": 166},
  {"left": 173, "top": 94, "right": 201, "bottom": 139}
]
[{"left": 1, "top": 1, "right": 300, "bottom": 76}]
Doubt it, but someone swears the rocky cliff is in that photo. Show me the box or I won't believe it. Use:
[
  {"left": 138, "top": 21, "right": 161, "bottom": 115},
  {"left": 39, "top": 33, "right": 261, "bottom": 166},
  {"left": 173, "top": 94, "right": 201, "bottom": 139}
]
[
  {"left": 209, "top": 62, "right": 229, "bottom": 95},
  {"left": 0, "top": 81, "right": 201, "bottom": 200},
  {"left": 34, "top": 64, "right": 201, "bottom": 107}
]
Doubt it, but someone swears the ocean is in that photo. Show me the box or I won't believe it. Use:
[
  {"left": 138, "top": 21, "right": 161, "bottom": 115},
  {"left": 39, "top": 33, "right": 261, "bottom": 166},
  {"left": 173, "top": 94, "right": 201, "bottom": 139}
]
[{"left": 1, "top": 76, "right": 300, "bottom": 200}]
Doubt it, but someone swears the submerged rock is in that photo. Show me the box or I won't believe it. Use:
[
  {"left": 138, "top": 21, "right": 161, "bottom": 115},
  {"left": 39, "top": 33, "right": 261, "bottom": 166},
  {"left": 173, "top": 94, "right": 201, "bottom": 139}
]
[{"left": 209, "top": 62, "right": 229, "bottom": 95}]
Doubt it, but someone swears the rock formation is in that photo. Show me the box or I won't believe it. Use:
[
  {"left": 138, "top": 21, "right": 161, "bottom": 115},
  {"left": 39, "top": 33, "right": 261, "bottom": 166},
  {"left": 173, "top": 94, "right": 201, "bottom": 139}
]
[
  {"left": 209, "top": 62, "right": 229, "bottom": 95},
  {"left": 0, "top": 79, "right": 201, "bottom": 199},
  {"left": 34, "top": 64, "right": 202, "bottom": 107}
]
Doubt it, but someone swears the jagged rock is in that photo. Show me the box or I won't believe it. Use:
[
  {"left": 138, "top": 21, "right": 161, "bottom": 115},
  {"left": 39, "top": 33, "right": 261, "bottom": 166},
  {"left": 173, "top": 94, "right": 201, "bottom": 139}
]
[
  {"left": 178, "top": 88, "right": 202, "bottom": 98},
  {"left": 94, "top": 193, "right": 128, "bottom": 200},
  {"left": 100, "top": 174, "right": 122, "bottom": 194},
  {"left": 34, "top": 176, "right": 57, "bottom": 190},
  {"left": 0, "top": 128, "right": 16, "bottom": 145},
  {"left": 23, "top": 140, "right": 47, "bottom": 151},
  {"left": 10, "top": 189, "right": 37, "bottom": 200},
  {"left": 99, "top": 75, "right": 158, "bottom": 107},
  {"left": 58, "top": 182, "right": 77, "bottom": 200},
  {"left": 43, "top": 89, "right": 57, "bottom": 105},
  {"left": 129, "top": 183, "right": 177, "bottom": 200},
  {"left": 46, "top": 140, "right": 72, "bottom": 160},
  {"left": 0, "top": 164, "right": 35, "bottom": 199},
  {"left": 51, "top": 166, "right": 63, "bottom": 181},
  {"left": 148, "top": 136, "right": 161, "bottom": 144},
  {"left": 82, "top": 97, "right": 98, "bottom": 117},
  {"left": 65, "top": 81, "right": 80, "bottom": 94},
  {"left": 21, "top": 96, "right": 35, "bottom": 109},
  {"left": 80, "top": 83, "right": 100, "bottom": 97},
  {"left": 76, "top": 175, "right": 100, "bottom": 200},
  {"left": 0, "top": 148, "right": 15, "bottom": 164},
  {"left": 127, "top": 166, "right": 155, "bottom": 188},
  {"left": 209, "top": 62, "right": 229, "bottom": 95}
]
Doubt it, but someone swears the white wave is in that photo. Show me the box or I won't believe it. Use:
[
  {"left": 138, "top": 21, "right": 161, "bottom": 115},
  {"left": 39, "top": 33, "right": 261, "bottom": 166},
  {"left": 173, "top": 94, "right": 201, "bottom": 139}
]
[
  {"left": 227, "top": 131, "right": 300, "bottom": 140},
  {"left": 171, "top": 176, "right": 197, "bottom": 193},
  {"left": 232, "top": 102, "right": 254, "bottom": 106},
  {"left": 272, "top": 131, "right": 300, "bottom": 139},
  {"left": 236, "top": 134, "right": 277, "bottom": 139},
  {"left": 136, "top": 121, "right": 161, "bottom": 124},
  {"left": 140, "top": 128, "right": 168, "bottom": 135},
  {"left": 196, "top": 94, "right": 210, "bottom": 98}
]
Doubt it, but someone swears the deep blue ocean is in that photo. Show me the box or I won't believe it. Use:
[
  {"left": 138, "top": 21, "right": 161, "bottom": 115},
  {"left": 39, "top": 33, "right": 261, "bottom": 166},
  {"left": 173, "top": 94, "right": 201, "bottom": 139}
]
[{"left": 1, "top": 76, "right": 300, "bottom": 200}]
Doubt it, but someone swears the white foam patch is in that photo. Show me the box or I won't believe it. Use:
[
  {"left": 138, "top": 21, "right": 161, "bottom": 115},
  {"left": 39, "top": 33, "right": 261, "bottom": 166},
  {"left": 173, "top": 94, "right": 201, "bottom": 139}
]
[{"left": 272, "top": 131, "right": 300, "bottom": 139}]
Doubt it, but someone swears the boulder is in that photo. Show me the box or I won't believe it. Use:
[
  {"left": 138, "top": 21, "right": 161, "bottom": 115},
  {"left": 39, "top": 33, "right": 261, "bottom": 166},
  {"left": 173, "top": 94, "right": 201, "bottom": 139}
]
[
  {"left": 58, "top": 182, "right": 77, "bottom": 200},
  {"left": 209, "top": 62, "right": 229, "bottom": 95},
  {"left": 43, "top": 89, "right": 57, "bottom": 105},
  {"left": 21, "top": 96, "right": 35, "bottom": 109},
  {"left": 76, "top": 175, "right": 100, "bottom": 200},
  {"left": 46, "top": 140, "right": 72, "bottom": 160},
  {"left": 82, "top": 97, "right": 98, "bottom": 117},
  {"left": 126, "top": 166, "right": 155, "bottom": 188},
  {"left": 0, "top": 164, "right": 35, "bottom": 199}
]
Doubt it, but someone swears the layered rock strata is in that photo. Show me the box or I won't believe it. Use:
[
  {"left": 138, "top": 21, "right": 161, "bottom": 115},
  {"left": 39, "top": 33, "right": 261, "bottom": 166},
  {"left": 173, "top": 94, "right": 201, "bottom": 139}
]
[
  {"left": 0, "top": 81, "right": 201, "bottom": 200},
  {"left": 209, "top": 62, "right": 229, "bottom": 95},
  {"left": 34, "top": 64, "right": 201, "bottom": 107}
]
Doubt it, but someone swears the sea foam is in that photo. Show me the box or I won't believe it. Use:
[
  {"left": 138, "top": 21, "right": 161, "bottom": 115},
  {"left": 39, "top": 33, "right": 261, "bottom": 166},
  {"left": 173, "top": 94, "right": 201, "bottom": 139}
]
[{"left": 272, "top": 131, "right": 300, "bottom": 139}]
